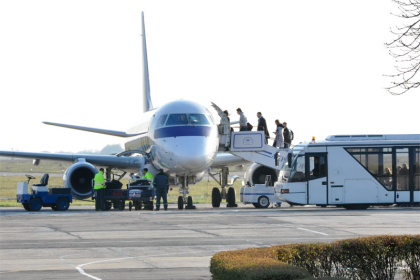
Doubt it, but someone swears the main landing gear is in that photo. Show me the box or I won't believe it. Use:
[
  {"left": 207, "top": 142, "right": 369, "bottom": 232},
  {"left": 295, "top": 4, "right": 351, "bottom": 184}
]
[
  {"left": 209, "top": 167, "right": 239, "bottom": 208},
  {"left": 177, "top": 176, "right": 196, "bottom": 210}
]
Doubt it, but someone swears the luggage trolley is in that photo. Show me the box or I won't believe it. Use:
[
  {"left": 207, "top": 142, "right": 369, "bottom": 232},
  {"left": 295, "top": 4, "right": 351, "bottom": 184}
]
[{"left": 127, "top": 179, "right": 156, "bottom": 211}]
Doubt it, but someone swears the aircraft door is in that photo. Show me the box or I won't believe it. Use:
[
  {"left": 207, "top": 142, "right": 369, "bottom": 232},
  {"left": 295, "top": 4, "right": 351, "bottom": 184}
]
[{"left": 306, "top": 153, "right": 328, "bottom": 205}]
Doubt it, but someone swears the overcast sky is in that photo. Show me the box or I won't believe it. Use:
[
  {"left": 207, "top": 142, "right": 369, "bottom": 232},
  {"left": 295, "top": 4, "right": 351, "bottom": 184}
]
[{"left": 0, "top": 0, "right": 418, "bottom": 153}]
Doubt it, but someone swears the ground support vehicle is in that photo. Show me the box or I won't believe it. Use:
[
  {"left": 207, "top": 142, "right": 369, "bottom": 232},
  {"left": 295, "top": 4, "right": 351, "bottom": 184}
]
[
  {"left": 99, "top": 189, "right": 128, "bottom": 210},
  {"left": 127, "top": 179, "right": 155, "bottom": 211},
  {"left": 274, "top": 134, "right": 420, "bottom": 209},
  {"left": 17, "top": 174, "right": 73, "bottom": 211},
  {"left": 240, "top": 179, "right": 282, "bottom": 208}
]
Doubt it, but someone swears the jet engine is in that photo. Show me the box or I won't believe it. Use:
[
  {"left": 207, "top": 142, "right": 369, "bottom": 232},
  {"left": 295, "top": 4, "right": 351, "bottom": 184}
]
[
  {"left": 63, "top": 161, "right": 98, "bottom": 200},
  {"left": 244, "top": 163, "right": 278, "bottom": 186}
]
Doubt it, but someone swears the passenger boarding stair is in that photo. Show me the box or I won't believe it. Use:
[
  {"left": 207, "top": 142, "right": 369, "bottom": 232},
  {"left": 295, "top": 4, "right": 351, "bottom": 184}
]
[
  {"left": 211, "top": 102, "right": 288, "bottom": 171},
  {"left": 228, "top": 131, "right": 288, "bottom": 170}
]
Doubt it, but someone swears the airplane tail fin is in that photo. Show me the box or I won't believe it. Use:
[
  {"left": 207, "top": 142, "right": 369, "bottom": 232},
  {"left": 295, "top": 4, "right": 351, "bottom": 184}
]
[{"left": 141, "top": 12, "right": 153, "bottom": 113}]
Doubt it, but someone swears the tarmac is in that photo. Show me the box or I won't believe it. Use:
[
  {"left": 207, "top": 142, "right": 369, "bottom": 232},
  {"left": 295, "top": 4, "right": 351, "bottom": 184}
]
[{"left": 0, "top": 203, "right": 419, "bottom": 280}]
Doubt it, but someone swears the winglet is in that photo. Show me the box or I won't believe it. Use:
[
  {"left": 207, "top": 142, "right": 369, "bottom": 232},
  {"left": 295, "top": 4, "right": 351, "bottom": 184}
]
[{"left": 142, "top": 12, "right": 153, "bottom": 112}]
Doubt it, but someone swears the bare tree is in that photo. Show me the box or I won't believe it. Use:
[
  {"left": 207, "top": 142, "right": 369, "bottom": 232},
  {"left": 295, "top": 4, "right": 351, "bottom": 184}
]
[{"left": 386, "top": 0, "right": 420, "bottom": 95}]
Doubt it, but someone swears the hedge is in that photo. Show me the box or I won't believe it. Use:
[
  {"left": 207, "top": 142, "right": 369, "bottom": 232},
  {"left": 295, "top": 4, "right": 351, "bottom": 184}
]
[
  {"left": 210, "top": 247, "right": 311, "bottom": 280},
  {"left": 275, "top": 235, "right": 420, "bottom": 280},
  {"left": 210, "top": 235, "right": 419, "bottom": 280}
]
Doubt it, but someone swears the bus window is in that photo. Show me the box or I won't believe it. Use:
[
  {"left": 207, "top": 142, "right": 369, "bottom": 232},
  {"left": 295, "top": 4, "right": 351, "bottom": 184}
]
[
  {"left": 289, "top": 155, "right": 306, "bottom": 182},
  {"left": 346, "top": 147, "right": 393, "bottom": 190},
  {"left": 415, "top": 148, "right": 420, "bottom": 191},
  {"left": 396, "top": 148, "right": 409, "bottom": 191},
  {"left": 309, "top": 156, "right": 327, "bottom": 179}
]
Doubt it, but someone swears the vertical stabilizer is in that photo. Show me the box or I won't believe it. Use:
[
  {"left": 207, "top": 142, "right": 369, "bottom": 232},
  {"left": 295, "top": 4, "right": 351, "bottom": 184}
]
[{"left": 141, "top": 12, "right": 153, "bottom": 112}]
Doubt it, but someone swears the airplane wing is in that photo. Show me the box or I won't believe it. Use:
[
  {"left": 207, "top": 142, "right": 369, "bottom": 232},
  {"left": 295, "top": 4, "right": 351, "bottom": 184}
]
[
  {"left": 0, "top": 151, "right": 143, "bottom": 169},
  {"left": 43, "top": 122, "right": 146, "bottom": 137}
]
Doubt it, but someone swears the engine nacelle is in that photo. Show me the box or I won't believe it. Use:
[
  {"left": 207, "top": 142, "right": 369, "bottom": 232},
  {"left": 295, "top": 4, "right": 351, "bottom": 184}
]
[
  {"left": 244, "top": 163, "right": 278, "bottom": 186},
  {"left": 63, "top": 161, "right": 98, "bottom": 200}
]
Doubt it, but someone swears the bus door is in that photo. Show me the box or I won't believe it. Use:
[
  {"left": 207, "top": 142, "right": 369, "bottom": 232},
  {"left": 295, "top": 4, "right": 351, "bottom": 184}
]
[
  {"left": 394, "top": 147, "right": 420, "bottom": 203},
  {"left": 306, "top": 153, "right": 328, "bottom": 205}
]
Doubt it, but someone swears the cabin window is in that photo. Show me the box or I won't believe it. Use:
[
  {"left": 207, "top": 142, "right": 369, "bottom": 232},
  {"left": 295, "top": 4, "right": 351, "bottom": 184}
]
[
  {"left": 166, "top": 114, "right": 188, "bottom": 126},
  {"left": 189, "top": 114, "right": 210, "bottom": 125},
  {"left": 156, "top": 114, "right": 168, "bottom": 127}
]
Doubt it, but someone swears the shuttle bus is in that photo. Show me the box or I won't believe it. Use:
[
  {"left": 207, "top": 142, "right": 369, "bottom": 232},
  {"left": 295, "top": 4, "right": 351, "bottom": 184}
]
[{"left": 274, "top": 134, "right": 420, "bottom": 209}]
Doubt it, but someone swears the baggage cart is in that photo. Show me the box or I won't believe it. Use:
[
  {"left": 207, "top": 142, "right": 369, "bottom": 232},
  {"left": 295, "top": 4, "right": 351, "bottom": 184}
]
[{"left": 127, "top": 179, "right": 156, "bottom": 211}]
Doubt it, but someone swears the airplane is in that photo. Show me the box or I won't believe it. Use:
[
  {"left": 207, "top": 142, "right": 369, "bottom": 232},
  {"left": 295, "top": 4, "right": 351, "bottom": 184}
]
[{"left": 0, "top": 12, "right": 279, "bottom": 209}]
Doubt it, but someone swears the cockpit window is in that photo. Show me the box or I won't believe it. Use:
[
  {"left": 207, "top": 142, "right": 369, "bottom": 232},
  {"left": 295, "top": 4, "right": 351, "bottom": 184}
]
[
  {"left": 189, "top": 114, "right": 210, "bottom": 125},
  {"left": 166, "top": 114, "right": 188, "bottom": 126},
  {"left": 156, "top": 114, "right": 168, "bottom": 127}
]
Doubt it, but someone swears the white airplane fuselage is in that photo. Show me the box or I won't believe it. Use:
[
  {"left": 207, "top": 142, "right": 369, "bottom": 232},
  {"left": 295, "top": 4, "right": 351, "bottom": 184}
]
[{"left": 124, "top": 100, "right": 220, "bottom": 177}]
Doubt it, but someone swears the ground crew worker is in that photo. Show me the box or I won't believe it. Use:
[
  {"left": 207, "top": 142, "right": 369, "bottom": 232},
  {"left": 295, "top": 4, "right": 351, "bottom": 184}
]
[
  {"left": 142, "top": 168, "right": 154, "bottom": 181},
  {"left": 94, "top": 168, "right": 106, "bottom": 211},
  {"left": 153, "top": 169, "right": 169, "bottom": 211}
]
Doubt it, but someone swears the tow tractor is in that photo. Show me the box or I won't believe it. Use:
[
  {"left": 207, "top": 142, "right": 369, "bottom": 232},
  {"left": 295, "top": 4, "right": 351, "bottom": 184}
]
[
  {"left": 240, "top": 175, "right": 282, "bottom": 208},
  {"left": 17, "top": 174, "right": 73, "bottom": 211}
]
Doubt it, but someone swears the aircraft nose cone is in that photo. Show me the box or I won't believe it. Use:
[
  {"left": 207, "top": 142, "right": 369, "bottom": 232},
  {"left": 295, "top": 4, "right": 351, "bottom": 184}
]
[
  {"left": 177, "top": 142, "right": 215, "bottom": 171},
  {"left": 163, "top": 138, "right": 217, "bottom": 173}
]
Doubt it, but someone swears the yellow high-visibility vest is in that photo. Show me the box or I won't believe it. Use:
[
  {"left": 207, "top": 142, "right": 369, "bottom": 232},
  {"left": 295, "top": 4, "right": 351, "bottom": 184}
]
[{"left": 94, "top": 171, "right": 105, "bottom": 190}]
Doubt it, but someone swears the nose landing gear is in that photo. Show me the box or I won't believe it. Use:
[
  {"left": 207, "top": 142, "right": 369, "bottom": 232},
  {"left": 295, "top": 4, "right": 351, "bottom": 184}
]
[{"left": 178, "top": 176, "right": 196, "bottom": 210}]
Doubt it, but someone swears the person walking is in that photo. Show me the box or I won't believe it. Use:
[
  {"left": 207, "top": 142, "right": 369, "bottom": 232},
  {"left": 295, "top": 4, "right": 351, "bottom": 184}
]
[
  {"left": 257, "top": 112, "right": 269, "bottom": 143},
  {"left": 153, "top": 169, "right": 169, "bottom": 211},
  {"left": 283, "top": 122, "right": 291, "bottom": 148},
  {"left": 272, "top": 120, "right": 284, "bottom": 148},
  {"left": 236, "top": 108, "right": 248, "bottom": 131},
  {"left": 93, "top": 168, "right": 106, "bottom": 211}
]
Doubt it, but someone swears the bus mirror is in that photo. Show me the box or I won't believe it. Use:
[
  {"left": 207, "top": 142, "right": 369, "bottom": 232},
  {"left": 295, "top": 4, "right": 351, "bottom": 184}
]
[{"left": 288, "top": 153, "right": 292, "bottom": 168}]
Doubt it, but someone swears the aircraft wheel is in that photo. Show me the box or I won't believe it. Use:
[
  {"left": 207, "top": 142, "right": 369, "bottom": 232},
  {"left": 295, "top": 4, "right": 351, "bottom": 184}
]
[
  {"left": 29, "top": 198, "right": 42, "bottom": 211},
  {"left": 178, "top": 196, "right": 184, "bottom": 210},
  {"left": 257, "top": 196, "right": 269, "bottom": 208},
  {"left": 56, "top": 197, "right": 70, "bottom": 211},
  {"left": 118, "top": 200, "right": 125, "bottom": 211},
  {"left": 187, "top": 196, "right": 193, "bottom": 207},
  {"left": 105, "top": 202, "right": 112, "bottom": 211},
  {"left": 211, "top": 188, "right": 221, "bottom": 208},
  {"left": 227, "top": 187, "right": 237, "bottom": 207},
  {"left": 129, "top": 201, "right": 132, "bottom": 211}
]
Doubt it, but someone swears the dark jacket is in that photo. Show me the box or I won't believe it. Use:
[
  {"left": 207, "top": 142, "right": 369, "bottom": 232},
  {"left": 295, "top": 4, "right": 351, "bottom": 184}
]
[
  {"left": 257, "top": 116, "right": 269, "bottom": 137},
  {"left": 153, "top": 173, "right": 169, "bottom": 189},
  {"left": 283, "top": 127, "right": 291, "bottom": 144}
]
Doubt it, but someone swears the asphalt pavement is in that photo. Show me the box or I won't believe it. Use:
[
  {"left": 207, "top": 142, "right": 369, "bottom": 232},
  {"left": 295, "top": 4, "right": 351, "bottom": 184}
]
[{"left": 0, "top": 204, "right": 419, "bottom": 280}]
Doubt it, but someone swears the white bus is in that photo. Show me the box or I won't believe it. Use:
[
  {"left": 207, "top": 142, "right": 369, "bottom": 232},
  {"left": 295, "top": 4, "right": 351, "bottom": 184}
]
[{"left": 274, "top": 134, "right": 420, "bottom": 209}]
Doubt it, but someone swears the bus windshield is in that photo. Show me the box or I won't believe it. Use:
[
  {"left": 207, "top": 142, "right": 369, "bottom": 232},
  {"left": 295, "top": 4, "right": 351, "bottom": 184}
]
[{"left": 288, "top": 155, "right": 306, "bottom": 182}]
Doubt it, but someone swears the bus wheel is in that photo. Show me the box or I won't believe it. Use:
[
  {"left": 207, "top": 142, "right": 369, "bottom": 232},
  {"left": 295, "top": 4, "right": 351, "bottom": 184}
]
[
  {"left": 343, "top": 204, "right": 369, "bottom": 210},
  {"left": 257, "top": 196, "right": 270, "bottom": 208}
]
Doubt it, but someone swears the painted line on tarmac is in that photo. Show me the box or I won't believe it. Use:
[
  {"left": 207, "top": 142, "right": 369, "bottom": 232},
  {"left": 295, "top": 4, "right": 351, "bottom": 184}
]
[
  {"left": 296, "top": 227, "right": 329, "bottom": 236},
  {"left": 71, "top": 249, "right": 223, "bottom": 280}
]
